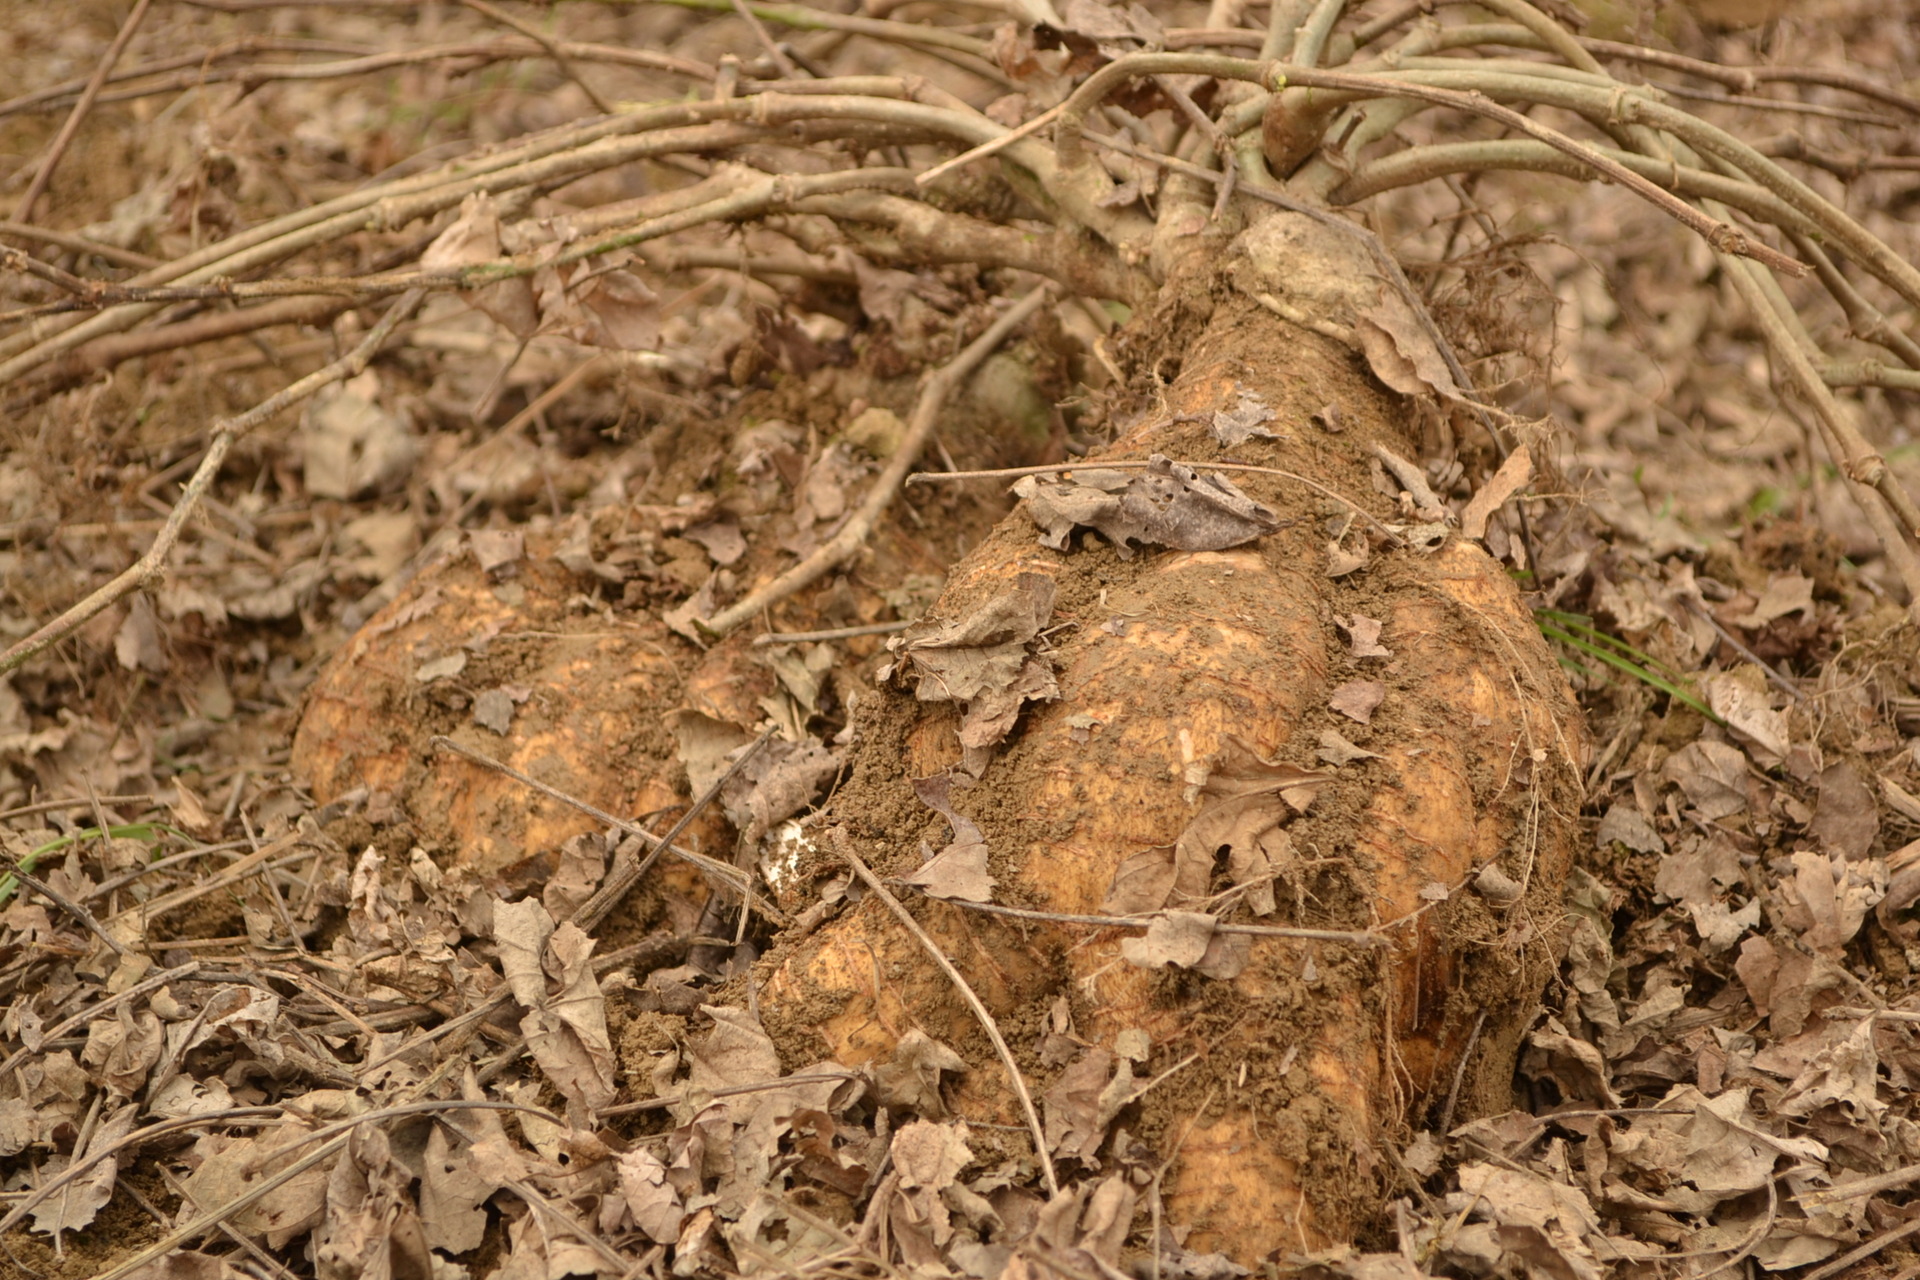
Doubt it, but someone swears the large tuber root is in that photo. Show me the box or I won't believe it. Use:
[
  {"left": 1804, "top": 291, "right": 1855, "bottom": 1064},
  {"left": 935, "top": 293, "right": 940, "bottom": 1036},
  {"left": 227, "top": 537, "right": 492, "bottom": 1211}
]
[
  {"left": 756, "top": 226, "right": 1587, "bottom": 1258},
  {"left": 288, "top": 213, "right": 1586, "bottom": 1265}
]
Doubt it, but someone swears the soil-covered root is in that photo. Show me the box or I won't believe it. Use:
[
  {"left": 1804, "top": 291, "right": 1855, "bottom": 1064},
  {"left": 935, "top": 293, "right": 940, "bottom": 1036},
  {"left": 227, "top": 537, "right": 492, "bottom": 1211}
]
[
  {"left": 289, "top": 542, "right": 726, "bottom": 878},
  {"left": 755, "top": 298, "right": 1588, "bottom": 1259}
]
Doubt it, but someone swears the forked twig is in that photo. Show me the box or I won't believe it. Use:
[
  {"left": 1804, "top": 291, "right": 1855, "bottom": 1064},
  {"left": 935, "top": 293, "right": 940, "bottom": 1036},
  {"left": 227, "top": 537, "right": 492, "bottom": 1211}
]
[
  {"left": 830, "top": 828, "right": 1059, "bottom": 1197},
  {"left": 698, "top": 285, "right": 1052, "bottom": 636},
  {"left": 0, "top": 288, "right": 425, "bottom": 677}
]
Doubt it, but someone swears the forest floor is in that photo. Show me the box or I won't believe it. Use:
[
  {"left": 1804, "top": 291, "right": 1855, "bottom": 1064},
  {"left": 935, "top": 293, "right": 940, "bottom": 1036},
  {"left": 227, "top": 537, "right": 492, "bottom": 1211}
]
[{"left": 1, "top": 1, "right": 1919, "bottom": 1278}]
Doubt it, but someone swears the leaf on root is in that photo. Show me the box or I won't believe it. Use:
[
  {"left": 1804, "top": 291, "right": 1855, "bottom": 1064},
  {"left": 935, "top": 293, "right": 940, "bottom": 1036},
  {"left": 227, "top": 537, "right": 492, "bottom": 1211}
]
[{"left": 1013, "top": 455, "right": 1280, "bottom": 559}]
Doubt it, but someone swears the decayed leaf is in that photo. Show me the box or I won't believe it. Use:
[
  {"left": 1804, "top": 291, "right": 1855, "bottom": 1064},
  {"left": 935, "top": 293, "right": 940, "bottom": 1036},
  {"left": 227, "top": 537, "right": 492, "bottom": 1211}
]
[
  {"left": 1210, "top": 391, "right": 1279, "bottom": 446},
  {"left": 885, "top": 572, "right": 1059, "bottom": 768},
  {"left": 29, "top": 1105, "right": 136, "bottom": 1241},
  {"left": 1317, "top": 729, "right": 1382, "bottom": 766},
  {"left": 1013, "top": 455, "right": 1280, "bottom": 558},
  {"left": 875, "top": 1029, "right": 969, "bottom": 1119},
  {"left": 1329, "top": 680, "right": 1386, "bottom": 725},
  {"left": 902, "top": 775, "right": 996, "bottom": 903},
  {"left": 1337, "top": 613, "right": 1390, "bottom": 659},
  {"left": 1701, "top": 668, "right": 1789, "bottom": 768},
  {"left": 1459, "top": 445, "right": 1533, "bottom": 541}
]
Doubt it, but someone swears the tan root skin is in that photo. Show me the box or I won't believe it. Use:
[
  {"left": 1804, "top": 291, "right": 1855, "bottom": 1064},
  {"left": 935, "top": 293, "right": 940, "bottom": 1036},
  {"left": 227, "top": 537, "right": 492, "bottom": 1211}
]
[{"left": 291, "top": 550, "right": 717, "bottom": 876}]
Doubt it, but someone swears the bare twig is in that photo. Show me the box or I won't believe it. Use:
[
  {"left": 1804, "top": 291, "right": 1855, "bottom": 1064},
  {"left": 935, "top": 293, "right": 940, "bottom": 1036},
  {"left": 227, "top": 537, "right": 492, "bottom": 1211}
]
[
  {"left": 697, "top": 284, "right": 1052, "bottom": 636},
  {"left": 924, "top": 893, "right": 1389, "bottom": 946},
  {"left": 753, "top": 620, "right": 913, "bottom": 646},
  {"left": 459, "top": 0, "right": 616, "bottom": 113},
  {"left": 570, "top": 725, "right": 776, "bottom": 932},
  {"left": 11, "top": 0, "right": 153, "bottom": 224},
  {"left": 426, "top": 735, "right": 786, "bottom": 924},
  {"left": 0, "top": 219, "right": 158, "bottom": 269},
  {"left": 0, "top": 288, "right": 424, "bottom": 676},
  {"left": 831, "top": 828, "right": 1060, "bottom": 1196}
]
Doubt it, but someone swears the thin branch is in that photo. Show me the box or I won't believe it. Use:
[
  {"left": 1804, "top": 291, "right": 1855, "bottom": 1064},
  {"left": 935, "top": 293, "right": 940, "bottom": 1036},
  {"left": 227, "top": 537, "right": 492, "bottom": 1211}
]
[
  {"left": 459, "top": 0, "right": 616, "bottom": 113},
  {"left": 926, "top": 893, "right": 1389, "bottom": 946},
  {"left": 698, "top": 285, "right": 1051, "bottom": 636},
  {"left": 570, "top": 725, "right": 776, "bottom": 932},
  {"left": 426, "top": 735, "right": 784, "bottom": 922},
  {"left": 1058, "top": 54, "right": 1806, "bottom": 276},
  {"left": 12, "top": 0, "right": 154, "bottom": 224},
  {"left": 831, "top": 829, "right": 1060, "bottom": 1197},
  {"left": 753, "top": 621, "right": 913, "bottom": 646},
  {"left": 0, "top": 288, "right": 423, "bottom": 676},
  {"left": 0, "top": 219, "right": 159, "bottom": 268}
]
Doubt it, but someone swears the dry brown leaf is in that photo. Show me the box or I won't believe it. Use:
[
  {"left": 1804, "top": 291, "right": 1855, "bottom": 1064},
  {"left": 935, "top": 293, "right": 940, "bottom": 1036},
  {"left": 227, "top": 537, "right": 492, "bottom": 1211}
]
[
  {"left": 875, "top": 1029, "right": 969, "bottom": 1119},
  {"left": 1317, "top": 729, "right": 1382, "bottom": 766},
  {"left": 1701, "top": 668, "right": 1789, "bottom": 768},
  {"left": 899, "top": 775, "right": 997, "bottom": 903},
  {"left": 1013, "top": 455, "right": 1281, "bottom": 558},
  {"left": 1337, "top": 613, "right": 1390, "bottom": 659},
  {"left": 1459, "top": 445, "right": 1533, "bottom": 541},
  {"left": 1329, "top": 679, "right": 1387, "bottom": 725},
  {"left": 29, "top": 1104, "right": 135, "bottom": 1242}
]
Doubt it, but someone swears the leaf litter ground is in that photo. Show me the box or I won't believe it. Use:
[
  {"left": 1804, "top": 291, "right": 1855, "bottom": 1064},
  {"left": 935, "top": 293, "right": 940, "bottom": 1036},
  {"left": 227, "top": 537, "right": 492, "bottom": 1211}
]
[{"left": 0, "top": 2, "right": 1919, "bottom": 1279}]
